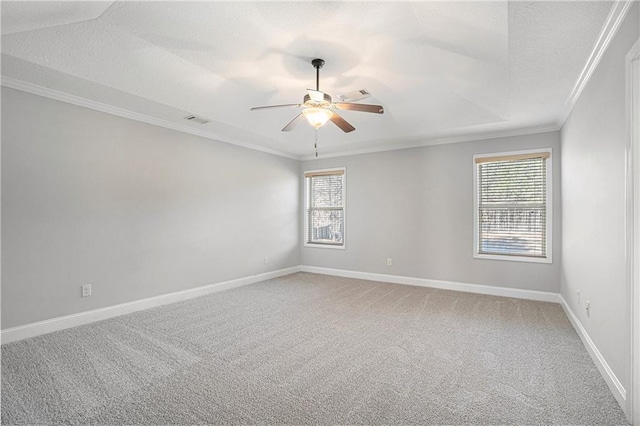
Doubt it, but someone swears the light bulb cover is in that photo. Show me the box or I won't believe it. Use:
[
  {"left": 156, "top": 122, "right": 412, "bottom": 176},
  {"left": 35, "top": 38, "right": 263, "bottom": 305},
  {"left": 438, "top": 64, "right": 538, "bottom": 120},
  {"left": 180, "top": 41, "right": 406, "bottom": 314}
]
[{"left": 303, "top": 107, "right": 332, "bottom": 129}]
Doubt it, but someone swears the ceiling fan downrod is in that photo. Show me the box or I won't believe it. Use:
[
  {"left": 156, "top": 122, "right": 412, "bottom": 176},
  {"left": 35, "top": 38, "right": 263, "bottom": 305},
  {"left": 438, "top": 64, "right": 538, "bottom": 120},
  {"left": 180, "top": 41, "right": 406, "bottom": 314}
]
[{"left": 312, "top": 58, "right": 324, "bottom": 92}]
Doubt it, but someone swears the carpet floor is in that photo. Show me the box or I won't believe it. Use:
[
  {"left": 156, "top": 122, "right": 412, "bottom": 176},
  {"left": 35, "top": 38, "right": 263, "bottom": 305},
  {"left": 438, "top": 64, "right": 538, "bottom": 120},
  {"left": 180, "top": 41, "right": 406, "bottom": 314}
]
[{"left": 1, "top": 272, "right": 629, "bottom": 425}]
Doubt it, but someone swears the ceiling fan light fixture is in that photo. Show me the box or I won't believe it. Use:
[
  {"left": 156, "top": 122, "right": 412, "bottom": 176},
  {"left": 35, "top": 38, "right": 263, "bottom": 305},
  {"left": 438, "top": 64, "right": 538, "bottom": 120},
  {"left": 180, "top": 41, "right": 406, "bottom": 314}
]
[
  {"left": 303, "top": 107, "right": 332, "bottom": 129},
  {"left": 250, "top": 58, "right": 382, "bottom": 134}
]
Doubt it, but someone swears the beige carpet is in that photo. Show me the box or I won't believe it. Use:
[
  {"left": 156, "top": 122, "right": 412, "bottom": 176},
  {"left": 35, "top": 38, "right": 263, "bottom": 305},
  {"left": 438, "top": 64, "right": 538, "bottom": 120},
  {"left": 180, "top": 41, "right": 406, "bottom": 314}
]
[{"left": 1, "top": 272, "right": 629, "bottom": 424}]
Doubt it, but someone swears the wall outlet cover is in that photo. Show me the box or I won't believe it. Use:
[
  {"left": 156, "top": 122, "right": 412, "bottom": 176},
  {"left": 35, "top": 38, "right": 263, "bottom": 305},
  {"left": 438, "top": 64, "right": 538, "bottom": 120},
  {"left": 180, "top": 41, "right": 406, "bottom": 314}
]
[{"left": 81, "top": 284, "right": 92, "bottom": 297}]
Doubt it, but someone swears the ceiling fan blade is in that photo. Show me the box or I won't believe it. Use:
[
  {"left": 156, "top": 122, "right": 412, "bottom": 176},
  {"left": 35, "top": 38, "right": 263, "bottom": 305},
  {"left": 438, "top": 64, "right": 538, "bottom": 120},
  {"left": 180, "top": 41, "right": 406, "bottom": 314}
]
[
  {"left": 329, "top": 113, "right": 355, "bottom": 133},
  {"left": 333, "top": 103, "right": 384, "bottom": 114},
  {"left": 306, "top": 89, "right": 325, "bottom": 102},
  {"left": 281, "top": 113, "right": 305, "bottom": 132},
  {"left": 250, "top": 103, "right": 301, "bottom": 111},
  {"left": 336, "top": 89, "right": 370, "bottom": 102}
]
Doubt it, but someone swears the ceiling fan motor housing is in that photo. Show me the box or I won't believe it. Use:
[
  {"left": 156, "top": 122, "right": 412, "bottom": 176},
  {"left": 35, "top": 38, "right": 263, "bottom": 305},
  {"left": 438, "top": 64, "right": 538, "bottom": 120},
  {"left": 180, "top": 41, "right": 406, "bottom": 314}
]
[{"left": 303, "top": 93, "right": 332, "bottom": 107}]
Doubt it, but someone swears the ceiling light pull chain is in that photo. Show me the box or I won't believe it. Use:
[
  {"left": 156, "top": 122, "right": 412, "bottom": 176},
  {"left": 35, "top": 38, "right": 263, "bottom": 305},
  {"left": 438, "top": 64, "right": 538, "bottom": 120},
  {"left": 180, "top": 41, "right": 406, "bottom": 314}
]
[{"left": 314, "top": 129, "right": 319, "bottom": 157}]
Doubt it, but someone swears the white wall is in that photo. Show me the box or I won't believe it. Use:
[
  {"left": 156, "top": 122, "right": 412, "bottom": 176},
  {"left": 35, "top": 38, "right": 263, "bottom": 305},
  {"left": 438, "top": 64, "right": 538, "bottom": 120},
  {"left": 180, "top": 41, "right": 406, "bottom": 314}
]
[
  {"left": 1, "top": 88, "right": 300, "bottom": 329},
  {"left": 302, "top": 131, "right": 561, "bottom": 293},
  {"left": 561, "top": 3, "right": 639, "bottom": 407}
]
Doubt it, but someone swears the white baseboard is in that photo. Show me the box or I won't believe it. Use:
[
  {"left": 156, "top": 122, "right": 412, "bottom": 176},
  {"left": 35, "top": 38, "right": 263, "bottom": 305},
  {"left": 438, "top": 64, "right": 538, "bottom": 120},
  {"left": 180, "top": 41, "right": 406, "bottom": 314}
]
[
  {"left": 559, "top": 295, "right": 627, "bottom": 411},
  {"left": 300, "top": 266, "right": 561, "bottom": 303},
  {"left": 302, "top": 266, "right": 630, "bottom": 412},
  {"left": 1, "top": 266, "right": 301, "bottom": 344},
  {"left": 3, "top": 263, "right": 627, "bottom": 417}
]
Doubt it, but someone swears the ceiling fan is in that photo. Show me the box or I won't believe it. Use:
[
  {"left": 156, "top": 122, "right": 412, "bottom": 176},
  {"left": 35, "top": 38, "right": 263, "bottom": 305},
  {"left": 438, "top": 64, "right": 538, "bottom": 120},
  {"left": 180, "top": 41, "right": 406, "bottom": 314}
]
[{"left": 250, "top": 58, "right": 384, "bottom": 133}]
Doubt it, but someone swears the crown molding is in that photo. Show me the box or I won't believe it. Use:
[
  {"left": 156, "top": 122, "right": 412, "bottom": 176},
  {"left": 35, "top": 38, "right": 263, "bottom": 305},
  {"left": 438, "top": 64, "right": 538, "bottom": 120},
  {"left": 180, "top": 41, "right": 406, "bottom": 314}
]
[
  {"left": 300, "top": 124, "right": 561, "bottom": 161},
  {"left": 560, "top": 0, "right": 634, "bottom": 127},
  {"left": 2, "top": 3, "right": 632, "bottom": 162},
  {"left": 0, "top": 77, "right": 561, "bottom": 162},
  {"left": 0, "top": 77, "right": 300, "bottom": 161}
]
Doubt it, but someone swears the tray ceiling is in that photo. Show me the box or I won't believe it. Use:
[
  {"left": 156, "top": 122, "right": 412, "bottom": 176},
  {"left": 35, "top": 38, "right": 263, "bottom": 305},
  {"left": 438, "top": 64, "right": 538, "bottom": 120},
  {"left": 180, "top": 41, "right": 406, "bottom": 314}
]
[{"left": 1, "top": 1, "right": 615, "bottom": 158}]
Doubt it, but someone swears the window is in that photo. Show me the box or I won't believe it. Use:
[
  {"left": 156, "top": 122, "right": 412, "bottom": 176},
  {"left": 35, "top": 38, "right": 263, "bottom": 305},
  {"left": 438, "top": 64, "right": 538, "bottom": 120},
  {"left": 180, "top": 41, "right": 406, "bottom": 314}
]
[
  {"left": 473, "top": 149, "right": 552, "bottom": 263},
  {"left": 304, "top": 168, "right": 345, "bottom": 248}
]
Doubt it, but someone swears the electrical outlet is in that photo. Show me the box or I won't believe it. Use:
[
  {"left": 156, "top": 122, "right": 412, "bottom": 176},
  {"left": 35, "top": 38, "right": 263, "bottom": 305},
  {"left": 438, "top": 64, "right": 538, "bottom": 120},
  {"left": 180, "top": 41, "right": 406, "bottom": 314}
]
[
  {"left": 81, "top": 284, "right": 92, "bottom": 298},
  {"left": 577, "top": 290, "right": 580, "bottom": 304},
  {"left": 264, "top": 256, "right": 269, "bottom": 265},
  {"left": 386, "top": 258, "right": 393, "bottom": 266},
  {"left": 586, "top": 301, "right": 590, "bottom": 317}
]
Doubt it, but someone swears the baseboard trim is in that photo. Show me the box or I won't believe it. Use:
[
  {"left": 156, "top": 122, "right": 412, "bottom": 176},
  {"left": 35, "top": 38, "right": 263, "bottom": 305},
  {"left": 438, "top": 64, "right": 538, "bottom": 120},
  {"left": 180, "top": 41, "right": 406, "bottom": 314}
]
[
  {"left": 559, "top": 295, "right": 627, "bottom": 411},
  {"left": 302, "top": 266, "right": 630, "bottom": 409},
  {"left": 300, "top": 266, "right": 561, "bottom": 303},
  {"left": 1, "top": 266, "right": 302, "bottom": 344},
  {"left": 3, "top": 264, "right": 627, "bottom": 417}
]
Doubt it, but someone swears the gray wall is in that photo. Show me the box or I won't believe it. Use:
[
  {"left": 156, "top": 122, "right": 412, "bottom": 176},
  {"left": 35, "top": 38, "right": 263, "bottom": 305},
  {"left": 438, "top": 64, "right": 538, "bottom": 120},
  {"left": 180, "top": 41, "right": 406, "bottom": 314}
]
[
  {"left": 560, "top": 3, "right": 639, "bottom": 400},
  {"left": 302, "top": 131, "right": 562, "bottom": 293},
  {"left": 1, "top": 88, "right": 300, "bottom": 329}
]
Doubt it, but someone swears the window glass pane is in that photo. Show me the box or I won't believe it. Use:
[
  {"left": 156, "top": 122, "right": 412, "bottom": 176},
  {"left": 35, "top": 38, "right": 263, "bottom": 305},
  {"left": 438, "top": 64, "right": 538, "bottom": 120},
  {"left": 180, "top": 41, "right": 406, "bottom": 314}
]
[
  {"left": 308, "top": 209, "right": 344, "bottom": 244},
  {"left": 479, "top": 207, "right": 545, "bottom": 255},
  {"left": 310, "top": 175, "right": 343, "bottom": 208},
  {"left": 479, "top": 159, "right": 546, "bottom": 205}
]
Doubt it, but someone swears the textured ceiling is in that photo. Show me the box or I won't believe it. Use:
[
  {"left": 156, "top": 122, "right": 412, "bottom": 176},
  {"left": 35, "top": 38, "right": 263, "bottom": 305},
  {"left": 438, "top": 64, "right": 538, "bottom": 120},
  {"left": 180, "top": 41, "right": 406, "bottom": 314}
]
[{"left": 1, "top": 1, "right": 614, "bottom": 158}]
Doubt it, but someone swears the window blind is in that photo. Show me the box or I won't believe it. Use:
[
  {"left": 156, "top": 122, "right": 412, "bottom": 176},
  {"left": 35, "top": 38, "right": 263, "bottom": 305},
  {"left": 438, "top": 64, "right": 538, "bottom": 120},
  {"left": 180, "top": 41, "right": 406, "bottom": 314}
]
[
  {"left": 306, "top": 171, "right": 344, "bottom": 245},
  {"left": 477, "top": 154, "right": 548, "bottom": 257}
]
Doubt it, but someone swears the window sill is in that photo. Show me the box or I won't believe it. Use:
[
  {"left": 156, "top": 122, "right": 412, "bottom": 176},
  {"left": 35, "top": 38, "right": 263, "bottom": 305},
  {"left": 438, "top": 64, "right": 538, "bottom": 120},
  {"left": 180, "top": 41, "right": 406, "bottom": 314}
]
[
  {"left": 304, "top": 242, "right": 346, "bottom": 250},
  {"left": 474, "top": 253, "right": 552, "bottom": 264}
]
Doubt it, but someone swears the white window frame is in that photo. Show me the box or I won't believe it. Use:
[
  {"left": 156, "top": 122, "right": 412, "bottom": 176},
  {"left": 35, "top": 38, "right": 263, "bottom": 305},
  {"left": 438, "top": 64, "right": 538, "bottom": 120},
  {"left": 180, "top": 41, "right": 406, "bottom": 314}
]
[
  {"left": 303, "top": 167, "right": 346, "bottom": 250},
  {"left": 473, "top": 148, "right": 553, "bottom": 264}
]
